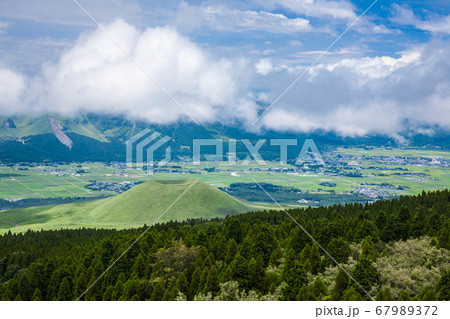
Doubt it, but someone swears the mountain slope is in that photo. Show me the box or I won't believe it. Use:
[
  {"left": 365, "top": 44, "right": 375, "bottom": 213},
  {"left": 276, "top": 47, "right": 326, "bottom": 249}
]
[
  {"left": 0, "top": 180, "right": 255, "bottom": 232},
  {"left": 1, "top": 113, "right": 449, "bottom": 162}
]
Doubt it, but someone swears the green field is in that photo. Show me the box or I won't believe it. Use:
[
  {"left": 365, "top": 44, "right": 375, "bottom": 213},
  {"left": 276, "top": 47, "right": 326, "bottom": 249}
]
[{"left": 0, "top": 147, "right": 449, "bottom": 201}]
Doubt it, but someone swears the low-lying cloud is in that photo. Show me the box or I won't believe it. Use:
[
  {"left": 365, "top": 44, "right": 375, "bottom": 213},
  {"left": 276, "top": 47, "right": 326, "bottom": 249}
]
[
  {"left": 257, "top": 41, "right": 450, "bottom": 137},
  {"left": 0, "top": 19, "right": 449, "bottom": 139}
]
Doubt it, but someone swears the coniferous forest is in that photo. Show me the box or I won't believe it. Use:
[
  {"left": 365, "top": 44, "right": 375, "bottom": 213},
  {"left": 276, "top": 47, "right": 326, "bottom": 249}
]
[{"left": 0, "top": 190, "right": 449, "bottom": 301}]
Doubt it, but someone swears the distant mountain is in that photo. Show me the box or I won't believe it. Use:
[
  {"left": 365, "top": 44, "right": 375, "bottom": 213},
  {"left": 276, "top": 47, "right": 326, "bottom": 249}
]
[
  {"left": 0, "top": 113, "right": 448, "bottom": 162},
  {"left": 0, "top": 180, "right": 256, "bottom": 232}
]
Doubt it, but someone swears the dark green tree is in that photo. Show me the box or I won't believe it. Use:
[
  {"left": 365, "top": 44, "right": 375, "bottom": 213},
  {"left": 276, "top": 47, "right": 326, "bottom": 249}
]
[
  {"left": 375, "top": 210, "right": 387, "bottom": 230},
  {"left": 32, "top": 288, "right": 42, "bottom": 301},
  {"left": 204, "top": 265, "right": 220, "bottom": 296},
  {"left": 247, "top": 256, "right": 265, "bottom": 292},
  {"left": 176, "top": 271, "right": 189, "bottom": 295},
  {"left": 230, "top": 254, "right": 249, "bottom": 289},
  {"left": 410, "top": 210, "right": 426, "bottom": 238},
  {"left": 281, "top": 261, "right": 307, "bottom": 301},
  {"left": 225, "top": 219, "right": 243, "bottom": 243},
  {"left": 58, "top": 277, "right": 71, "bottom": 301},
  {"left": 332, "top": 268, "right": 349, "bottom": 300},
  {"left": 309, "top": 243, "right": 321, "bottom": 275},
  {"left": 436, "top": 271, "right": 450, "bottom": 300},
  {"left": 18, "top": 275, "right": 33, "bottom": 301},
  {"left": 151, "top": 281, "right": 165, "bottom": 301},
  {"left": 312, "top": 276, "right": 328, "bottom": 300},
  {"left": 326, "top": 237, "right": 351, "bottom": 264},
  {"left": 375, "top": 287, "right": 393, "bottom": 301},
  {"left": 351, "top": 256, "right": 380, "bottom": 297}
]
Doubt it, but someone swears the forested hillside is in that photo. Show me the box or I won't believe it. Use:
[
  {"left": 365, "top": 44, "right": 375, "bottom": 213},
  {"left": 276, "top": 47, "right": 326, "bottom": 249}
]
[{"left": 0, "top": 190, "right": 449, "bottom": 301}]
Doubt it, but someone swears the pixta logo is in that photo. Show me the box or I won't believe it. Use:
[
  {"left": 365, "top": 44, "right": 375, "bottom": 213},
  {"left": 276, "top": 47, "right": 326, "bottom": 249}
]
[
  {"left": 126, "top": 129, "right": 171, "bottom": 174},
  {"left": 127, "top": 129, "right": 324, "bottom": 173}
]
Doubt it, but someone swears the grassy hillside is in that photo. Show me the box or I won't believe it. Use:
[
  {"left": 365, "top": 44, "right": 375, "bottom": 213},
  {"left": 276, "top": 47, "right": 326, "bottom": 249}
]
[{"left": 0, "top": 180, "right": 258, "bottom": 232}]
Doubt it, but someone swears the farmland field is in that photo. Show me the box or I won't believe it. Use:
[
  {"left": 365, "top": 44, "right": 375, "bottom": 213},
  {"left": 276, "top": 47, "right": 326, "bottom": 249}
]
[{"left": 0, "top": 147, "right": 448, "bottom": 202}]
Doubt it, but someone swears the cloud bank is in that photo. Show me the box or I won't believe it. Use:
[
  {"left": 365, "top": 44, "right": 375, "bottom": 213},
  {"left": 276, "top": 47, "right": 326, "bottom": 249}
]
[
  {"left": 2, "top": 20, "right": 256, "bottom": 124},
  {"left": 0, "top": 19, "right": 449, "bottom": 138},
  {"left": 257, "top": 41, "right": 450, "bottom": 137}
]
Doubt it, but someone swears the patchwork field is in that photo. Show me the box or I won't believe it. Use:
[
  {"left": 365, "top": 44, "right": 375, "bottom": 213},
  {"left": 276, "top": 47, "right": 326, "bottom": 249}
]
[{"left": 0, "top": 147, "right": 448, "bottom": 201}]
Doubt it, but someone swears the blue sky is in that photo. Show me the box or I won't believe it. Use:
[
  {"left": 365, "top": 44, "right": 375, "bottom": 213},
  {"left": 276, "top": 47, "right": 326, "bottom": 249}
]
[{"left": 0, "top": 0, "right": 449, "bottom": 138}]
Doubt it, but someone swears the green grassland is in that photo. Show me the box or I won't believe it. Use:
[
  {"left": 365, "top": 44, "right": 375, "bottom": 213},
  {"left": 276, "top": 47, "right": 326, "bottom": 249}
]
[{"left": 0, "top": 180, "right": 279, "bottom": 233}]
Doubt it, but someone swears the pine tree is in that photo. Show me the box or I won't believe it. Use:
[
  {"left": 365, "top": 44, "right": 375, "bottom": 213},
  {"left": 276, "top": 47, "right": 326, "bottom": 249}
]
[
  {"left": 151, "top": 281, "right": 165, "bottom": 301},
  {"left": 436, "top": 271, "right": 450, "bottom": 300},
  {"left": 226, "top": 219, "right": 243, "bottom": 243},
  {"left": 132, "top": 254, "right": 146, "bottom": 278},
  {"left": 176, "top": 271, "right": 189, "bottom": 295},
  {"left": 438, "top": 227, "right": 449, "bottom": 250},
  {"left": 100, "top": 239, "right": 114, "bottom": 267},
  {"left": 74, "top": 272, "right": 86, "bottom": 299},
  {"left": 252, "top": 228, "right": 276, "bottom": 266},
  {"left": 375, "top": 287, "right": 393, "bottom": 301},
  {"left": 247, "top": 257, "right": 265, "bottom": 292},
  {"left": 239, "top": 238, "right": 252, "bottom": 259},
  {"left": 309, "top": 244, "right": 321, "bottom": 275},
  {"left": 103, "top": 286, "right": 114, "bottom": 301},
  {"left": 326, "top": 237, "right": 350, "bottom": 264},
  {"left": 375, "top": 210, "right": 387, "bottom": 230},
  {"left": 282, "top": 261, "right": 307, "bottom": 300},
  {"left": 58, "top": 277, "right": 71, "bottom": 301},
  {"left": 163, "top": 278, "right": 179, "bottom": 301},
  {"left": 341, "top": 287, "right": 364, "bottom": 301},
  {"left": 124, "top": 275, "right": 140, "bottom": 300},
  {"left": 220, "top": 266, "right": 233, "bottom": 283},
  {"left": 397, "top": 290, "right": 411, "bottom": 301},
  {"left": 199, "top": 268, "right": 209, "bottom": 293},
  {"left": 225, "top": 239, "right": 238, "bottom": 264},
  {"left": 205, "top": 265, "right": 220, "bottom": 296},
  {"left": 268, "top": 246, "right": 283, "bottom": 266},
  {"left": 32, "top": 288, "right": 42, "bottom": 301},
  {"left": 230, "top": 254, "right": 249, "bottom": 289},
  {"left": 300, "top": 244, "right": 311, "bottom": 264},
  {"left": 312, "top": 276, "right": 327, "bottom": 300},
  {"left": 332, "top": 269, "right": 349, "bottom": 300},
  {"left": 351, "top": 256, "right": 380, "bottom": 296},
  {"left": 410, "top": 210, "right": 426, "bottom": 238},
  {"left": 112, "top": 279, "right": 124, "bottom": 301},
  {"left": 291, "top": 229, "right": 310, "bottom": 254},
  {"left": 18, "top": 275, "right": 33, "bottom": 301},
  {"left": 188, "top": 267, "right": 201, "bottom": 299},
  {"left": 361, "top": 236, "right": 376, "bottom": 260}
]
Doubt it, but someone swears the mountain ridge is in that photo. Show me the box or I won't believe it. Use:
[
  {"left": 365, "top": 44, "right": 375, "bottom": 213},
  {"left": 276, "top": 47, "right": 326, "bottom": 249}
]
[{"left": 0, "top": 113, "right": 448, "bottom": 162}]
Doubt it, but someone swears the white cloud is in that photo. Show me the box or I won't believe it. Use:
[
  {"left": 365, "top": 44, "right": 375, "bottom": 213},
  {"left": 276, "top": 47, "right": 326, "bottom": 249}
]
[
  {"left": 256, "top": 0, "right": 357, "bottom": 20},
  {"left": 255, "top": 59, "right": 274, "bottom": 75},
  {"left": 0, "top": 67, "right": 26, "bottom": 111},
  {"left": 391, "top": 4, "right": 450, "bottom": 35},
  {"left": 257, "top": 41, "right": 450, "bottom": 137},
  {"left": 176, "top": 3, "right": 312, "bottom": 34},
  {"left": 5, "top": 20, "right": 257, "bottom": 124}
]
